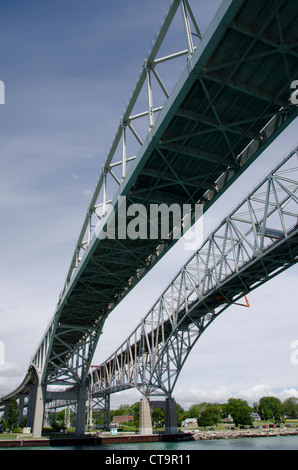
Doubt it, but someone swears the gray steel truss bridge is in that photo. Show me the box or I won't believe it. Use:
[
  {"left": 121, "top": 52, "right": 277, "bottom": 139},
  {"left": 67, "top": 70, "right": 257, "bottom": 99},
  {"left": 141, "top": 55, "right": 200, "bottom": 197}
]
[
  {"left": 0, "top": 0, "right": 298, "bottom": 437},
  {"left": 88, "top": 146, "right": 298, "bottom": 404}
]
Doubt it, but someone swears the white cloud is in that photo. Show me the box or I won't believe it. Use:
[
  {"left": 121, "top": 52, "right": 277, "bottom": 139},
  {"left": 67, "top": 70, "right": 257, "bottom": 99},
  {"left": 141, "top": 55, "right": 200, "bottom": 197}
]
[
  {"left": 82, "top": 189, "right": 93, "bottom": 197},
  {"left": 277, "top": 388, "right": 298, "bottom": 402},
  {"left": 238, "top": 384, "right": 274, "bottom": 403},
  {"left": 0, "top": 363, "right": 23, "bottom": 377},
  {"left": 174, "top": 386, "right": 231, "bottom": 407},
  {"left": 108, "top": 384, "right": 298, "bottom": 410}
]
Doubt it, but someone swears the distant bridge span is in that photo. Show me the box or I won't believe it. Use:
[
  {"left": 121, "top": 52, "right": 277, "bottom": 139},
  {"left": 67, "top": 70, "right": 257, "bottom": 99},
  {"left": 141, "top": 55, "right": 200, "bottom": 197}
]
[
  {"left": 1, "top": 0, "right": 298, "bottom": 437},
  {"left": 89, "top": 147, "right": 298, "bottom": 402}
]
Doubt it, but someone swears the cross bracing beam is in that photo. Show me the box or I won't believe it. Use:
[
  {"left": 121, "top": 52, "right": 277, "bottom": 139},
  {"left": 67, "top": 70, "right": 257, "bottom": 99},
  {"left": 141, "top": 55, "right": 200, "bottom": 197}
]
[
  {"left": 3, "top": 0, "right": 297, "bottom": 402},
  {"left": 89, "top": 147, "right": 298, "bottom": 397}
]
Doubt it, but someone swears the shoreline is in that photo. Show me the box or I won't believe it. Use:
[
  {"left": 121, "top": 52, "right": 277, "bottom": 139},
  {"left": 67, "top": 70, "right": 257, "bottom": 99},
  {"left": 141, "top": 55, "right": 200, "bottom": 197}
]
[
  {"left": 0, "top": 432, "right": 192, "bottom": 448},
  {"left": 0, "top": 428, "right": 297, "bottom": 448},
  {"left": 192, "top": 427, "right": 298, "bottom": 441}
]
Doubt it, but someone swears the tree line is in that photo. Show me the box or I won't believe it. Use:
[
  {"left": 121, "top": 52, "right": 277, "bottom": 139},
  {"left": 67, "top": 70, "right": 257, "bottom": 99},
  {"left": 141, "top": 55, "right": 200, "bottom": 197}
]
[
  {"left": 109, "top": 396, "right": 298, "bottom": 428},
  {"left": 101, "top": 396, "right": 298, "bottom": 428},
  {"left": 183, "top": 396, "right": 298, "bottom": 428},
  {"left": 1, "top": 395, "right": 298, "bottom": 432}
]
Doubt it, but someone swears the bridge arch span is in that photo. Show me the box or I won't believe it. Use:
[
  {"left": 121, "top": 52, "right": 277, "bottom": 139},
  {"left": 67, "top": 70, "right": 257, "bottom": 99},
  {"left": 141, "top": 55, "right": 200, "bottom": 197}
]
[{"left": 90, "top": 147, "right": 298, "bottom": 400}]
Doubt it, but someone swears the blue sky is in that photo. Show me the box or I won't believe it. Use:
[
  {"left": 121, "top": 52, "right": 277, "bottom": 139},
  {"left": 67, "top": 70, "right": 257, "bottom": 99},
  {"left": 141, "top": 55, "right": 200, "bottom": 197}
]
[{"left": 0, "top": 0, "right": 297, "bottom": 410}]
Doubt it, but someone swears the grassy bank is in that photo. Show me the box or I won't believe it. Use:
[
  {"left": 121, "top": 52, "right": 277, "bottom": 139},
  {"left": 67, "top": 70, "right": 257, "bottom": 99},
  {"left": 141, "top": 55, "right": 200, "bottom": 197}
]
[{"left": 1, "top": 419, "right": 297, "bottom": 440}]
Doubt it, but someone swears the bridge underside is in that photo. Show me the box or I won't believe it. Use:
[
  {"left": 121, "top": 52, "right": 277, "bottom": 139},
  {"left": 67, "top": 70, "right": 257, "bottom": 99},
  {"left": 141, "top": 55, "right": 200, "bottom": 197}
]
[
  {"left": 89, "top": 147, "right": 298, "bottom": 397},
  {"left": 90, "top": 228, "right": 298, "bottom": 398},
  {"left": 45, "top": 0, "right": 298, "bottom": 385}
]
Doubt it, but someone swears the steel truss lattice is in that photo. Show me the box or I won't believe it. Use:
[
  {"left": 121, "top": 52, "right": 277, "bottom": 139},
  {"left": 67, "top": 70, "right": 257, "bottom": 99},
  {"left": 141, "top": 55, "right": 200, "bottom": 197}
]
[
  {"left": 29, "top": 0, "right": 203, "bottom": 387},
  {"left": 61, "top": 0, "right": 201, "bottom": 297},
  {"left": 90, "top": 147, "right": 298, "bottom": 398}
]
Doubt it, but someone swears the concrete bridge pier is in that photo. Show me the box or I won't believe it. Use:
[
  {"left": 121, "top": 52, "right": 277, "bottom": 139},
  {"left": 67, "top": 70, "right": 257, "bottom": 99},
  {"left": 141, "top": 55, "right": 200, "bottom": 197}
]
[
  {"left": 32, "top": 383, "right": 46, "bottom": 438},
  {"left": 139, "top": 397, "right": 153, "bottom": 435},
  {"left": 139, "top": 396, "right": 178, "bottom": 435},
  {"left": 164, "top": 396, "right": 178, "bottom": 434}
]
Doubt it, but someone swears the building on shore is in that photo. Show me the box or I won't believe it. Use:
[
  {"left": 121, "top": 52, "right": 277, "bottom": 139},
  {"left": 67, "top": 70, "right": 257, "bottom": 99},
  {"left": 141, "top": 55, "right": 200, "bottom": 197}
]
[{"left": 112, "top": 414, "right": 134, "bottom": 425}]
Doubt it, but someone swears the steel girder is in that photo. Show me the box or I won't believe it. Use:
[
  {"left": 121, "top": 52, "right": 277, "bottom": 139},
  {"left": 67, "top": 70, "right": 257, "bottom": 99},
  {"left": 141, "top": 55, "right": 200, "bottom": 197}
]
[{"left": 89, "top": 147, "right": 298, "bottom": 397}]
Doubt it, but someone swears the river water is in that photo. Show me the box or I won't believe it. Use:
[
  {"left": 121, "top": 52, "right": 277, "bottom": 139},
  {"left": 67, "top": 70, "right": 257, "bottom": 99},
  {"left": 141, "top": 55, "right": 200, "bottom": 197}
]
[{"left": 6, "top": 434, "right": 298, "bottom": 451}]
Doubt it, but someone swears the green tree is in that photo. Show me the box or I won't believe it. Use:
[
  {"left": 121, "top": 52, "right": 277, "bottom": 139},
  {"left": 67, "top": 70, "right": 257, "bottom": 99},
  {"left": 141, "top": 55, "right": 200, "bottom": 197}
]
[
  {"left": 19, "top": 416, "right": 27, "bottom": 428},
  {"left": 226, "top": 398, "right": 253, "bottom": 427},
  {"left": 152, "top": 408, "right": 164, "bottom": 427},
  {"left": 188, "top": 403, "right": 209, "bottom": 418},
  {"left": 132, "top": 402, "right": 140, "bottom": 428},
  {"left": 7, "top": 397, "right": 19, "bottom": 431},
  {"left": 220, "top": 402, "right": 230, "bottom": 420},
  {"left": 176, "top": 403, "right": 185, "bottom": 427},
  {"left": 258, "top": 396, "right": 283, "bottom": 423},
  {"left": 197, "top": 404, "right": 221, "bottom": 429},
  {"left": 283, "top": 397, "right": 298, "bottom": 419},
  {"left": 117, "top": 404, "right": 135, "bottom": 415}
]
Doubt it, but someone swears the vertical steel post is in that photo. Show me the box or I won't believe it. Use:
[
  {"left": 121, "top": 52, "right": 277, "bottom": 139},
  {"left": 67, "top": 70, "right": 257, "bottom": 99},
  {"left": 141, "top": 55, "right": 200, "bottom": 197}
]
[
  {"left": 180, "top": 0, "right": 194, "bottom": 57},
  {"left": 146, "top": 66, "right": 154, "bottom": 129},
  {"left": 122, "top": 123, "right": 127, "bottom": 181}
]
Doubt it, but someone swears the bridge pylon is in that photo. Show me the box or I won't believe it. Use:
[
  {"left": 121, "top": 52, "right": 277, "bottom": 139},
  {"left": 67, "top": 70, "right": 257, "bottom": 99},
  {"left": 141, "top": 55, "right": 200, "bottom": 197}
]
[
  {"left": 139, "top": 397, "right": 153, "bottom": 435},
  {"left": 75, "top": 384, "right": 88, "bottom": 438},
  {"left": 139, "top": 395, "right": 178, "bottom": 435}
]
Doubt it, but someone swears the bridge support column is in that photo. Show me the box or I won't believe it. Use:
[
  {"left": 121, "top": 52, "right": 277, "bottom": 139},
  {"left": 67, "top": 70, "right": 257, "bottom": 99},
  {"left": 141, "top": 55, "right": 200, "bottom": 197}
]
[
  {"left": 76, "top": 384, "right": 87, "bottom": 438},
  {"left": 101, "top": 394, "right": 111, "bottom": 430},
  {"left": 104, "top": 394, "right": 111, "bottom": 430},
  {"left": 90, "top": 394, "right": 111, "bottom": 430},
  {"left": 26, "top": 385, "right": 35, "bottom": 429},
  {"left": 32, "top": 383, "right": 46, "bottom": 438},
  {"left": 4, "top": 401, "right": 9, "bottom": 421},
  {"left": 165, "top": 396, "right": 178, "bottom": 434},
  {"left": 18, "top": 396, "right": 24, "bottom": 425},
  {"left": 139, "top": 397, "right": 153, "bottom": 435}
]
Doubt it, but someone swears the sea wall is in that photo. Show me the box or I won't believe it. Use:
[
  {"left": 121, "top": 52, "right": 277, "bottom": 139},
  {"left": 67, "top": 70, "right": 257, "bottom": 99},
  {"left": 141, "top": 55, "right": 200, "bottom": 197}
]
[
  {"left": 192, "top": 427, "right": 298, "bottom": 441},
  {"left": 0, "top": 432, "right": 193, "bottom": 448}
]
